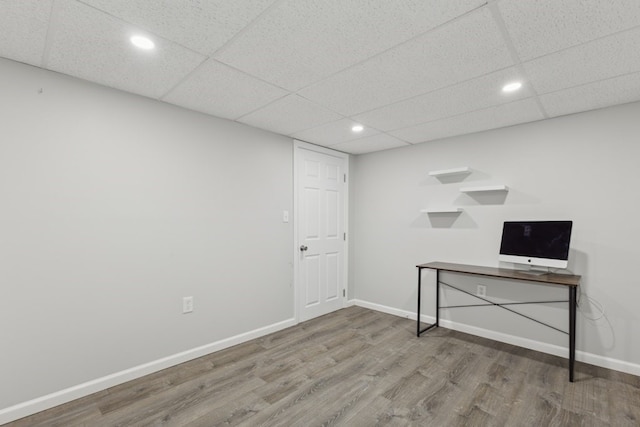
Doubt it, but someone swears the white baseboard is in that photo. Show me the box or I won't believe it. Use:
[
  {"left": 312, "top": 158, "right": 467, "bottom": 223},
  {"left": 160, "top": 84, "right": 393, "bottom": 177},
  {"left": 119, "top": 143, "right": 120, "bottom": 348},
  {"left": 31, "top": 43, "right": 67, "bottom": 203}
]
[
  {"left": 354, "top": 299, "right": 419, "bottom": 321},
  {"left": 0, "top": 318, "right": 297, "bottom": 425},
  {"left": 352, "top": 299, "right": 640, "bottom": 377}
]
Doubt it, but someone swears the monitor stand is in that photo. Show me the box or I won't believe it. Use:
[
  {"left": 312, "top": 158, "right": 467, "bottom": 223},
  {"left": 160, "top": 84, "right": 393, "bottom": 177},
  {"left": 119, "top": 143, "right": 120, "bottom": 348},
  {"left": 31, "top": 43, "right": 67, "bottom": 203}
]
[{"left": 519, "top": 266, "right": 550, "bottom": 276}]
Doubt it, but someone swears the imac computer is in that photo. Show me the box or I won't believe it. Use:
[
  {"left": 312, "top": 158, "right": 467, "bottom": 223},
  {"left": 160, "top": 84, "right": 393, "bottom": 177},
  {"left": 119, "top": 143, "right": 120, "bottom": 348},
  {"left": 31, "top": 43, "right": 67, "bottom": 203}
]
[{"left": 499, "top": 221, "right": 573, "bottom": 271}]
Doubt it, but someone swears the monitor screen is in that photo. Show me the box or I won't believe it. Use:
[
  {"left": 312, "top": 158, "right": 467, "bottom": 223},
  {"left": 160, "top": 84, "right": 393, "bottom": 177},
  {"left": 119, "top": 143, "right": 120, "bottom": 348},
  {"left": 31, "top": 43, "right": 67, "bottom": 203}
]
[{"left": 499, "top": 221, "right": 573, "bottom": 268}]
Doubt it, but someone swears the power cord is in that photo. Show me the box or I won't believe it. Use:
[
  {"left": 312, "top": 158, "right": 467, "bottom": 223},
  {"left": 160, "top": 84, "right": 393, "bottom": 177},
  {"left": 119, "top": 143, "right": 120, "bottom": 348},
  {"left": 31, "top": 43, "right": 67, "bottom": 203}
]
[
  {"left": 577, "top": 291, "right": 605, "bottom": 321},
  {"left": 547, "top": 269, "right": 605, "bottom": 321}
]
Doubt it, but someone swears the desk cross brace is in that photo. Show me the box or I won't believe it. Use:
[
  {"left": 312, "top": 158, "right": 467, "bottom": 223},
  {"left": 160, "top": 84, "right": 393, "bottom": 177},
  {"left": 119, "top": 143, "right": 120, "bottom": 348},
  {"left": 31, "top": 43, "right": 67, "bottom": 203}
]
[{"left": 438, "top": 280, "right": 569, "bottom": 335}]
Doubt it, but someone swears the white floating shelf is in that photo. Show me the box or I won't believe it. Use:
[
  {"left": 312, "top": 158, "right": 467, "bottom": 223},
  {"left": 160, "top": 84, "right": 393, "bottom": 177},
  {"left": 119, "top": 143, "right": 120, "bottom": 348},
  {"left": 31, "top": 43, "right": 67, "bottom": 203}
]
[
  {"left": 460, "top": 185, "right": 508, "bottom": 193},
  {"left": 420, "top": 208, "right": 463, "bottom": 214},
  {"left": 428, "top": 167, "right": 470, "bottom": 177}
]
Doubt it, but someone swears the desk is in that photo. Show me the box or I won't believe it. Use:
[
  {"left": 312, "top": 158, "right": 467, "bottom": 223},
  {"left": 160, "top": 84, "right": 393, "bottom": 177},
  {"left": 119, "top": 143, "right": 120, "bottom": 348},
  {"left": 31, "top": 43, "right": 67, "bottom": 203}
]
[{"left": 416, "top": 262, "right": 581, "bottom": 382}]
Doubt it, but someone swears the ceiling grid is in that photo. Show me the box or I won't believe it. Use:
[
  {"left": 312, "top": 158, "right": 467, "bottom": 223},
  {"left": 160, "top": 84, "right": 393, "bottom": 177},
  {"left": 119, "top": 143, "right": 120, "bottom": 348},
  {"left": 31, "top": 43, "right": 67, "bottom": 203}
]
[{"left": 1, "top": 0, "right": 639, "bottom": 154}]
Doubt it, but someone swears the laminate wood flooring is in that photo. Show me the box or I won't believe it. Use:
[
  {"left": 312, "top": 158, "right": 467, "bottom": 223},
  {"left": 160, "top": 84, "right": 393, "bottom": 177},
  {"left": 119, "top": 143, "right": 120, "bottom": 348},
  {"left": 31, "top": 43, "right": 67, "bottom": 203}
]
[{"left": 7, "top": 307, "right": 640, "bottom": 426}]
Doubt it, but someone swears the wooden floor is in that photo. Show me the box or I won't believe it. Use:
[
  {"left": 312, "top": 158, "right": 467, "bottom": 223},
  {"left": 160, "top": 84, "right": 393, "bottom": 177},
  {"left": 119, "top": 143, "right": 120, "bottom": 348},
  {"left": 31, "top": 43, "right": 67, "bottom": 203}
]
[{"left": 8, "top": 306, "right": 640, "bottom": 426}]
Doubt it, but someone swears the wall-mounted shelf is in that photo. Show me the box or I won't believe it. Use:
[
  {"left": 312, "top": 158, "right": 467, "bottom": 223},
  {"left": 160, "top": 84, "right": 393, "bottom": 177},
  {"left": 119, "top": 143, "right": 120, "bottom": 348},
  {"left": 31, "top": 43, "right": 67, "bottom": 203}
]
[
  {"left": 428, "top": 167, "right": 470, "bottom": 177},
  {"left": 460, "top": 185, "right": 508, "bottom": 193},
  {"left": 420, "top": 208, "right": 463, "bottom": 214}
]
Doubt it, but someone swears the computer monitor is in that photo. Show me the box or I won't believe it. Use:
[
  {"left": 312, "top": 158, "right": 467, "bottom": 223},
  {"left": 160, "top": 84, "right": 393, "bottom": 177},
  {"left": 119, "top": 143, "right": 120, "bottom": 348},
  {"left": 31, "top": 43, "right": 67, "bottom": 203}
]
[{"left": 499, "top": 221, "right": 573, "bottom": 269}]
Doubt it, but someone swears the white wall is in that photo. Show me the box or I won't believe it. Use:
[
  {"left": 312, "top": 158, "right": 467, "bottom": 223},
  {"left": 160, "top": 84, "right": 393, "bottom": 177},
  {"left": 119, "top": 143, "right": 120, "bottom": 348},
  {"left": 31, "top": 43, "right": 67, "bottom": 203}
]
[
  {"left": 0, "top": 58, "right": 293, "bottom": 413},
  {"left": 4, "top": 49, "right": 639, "bottom": 420},
  {"left": 352, "top": 101, "right": 640, "bottom": 374}
]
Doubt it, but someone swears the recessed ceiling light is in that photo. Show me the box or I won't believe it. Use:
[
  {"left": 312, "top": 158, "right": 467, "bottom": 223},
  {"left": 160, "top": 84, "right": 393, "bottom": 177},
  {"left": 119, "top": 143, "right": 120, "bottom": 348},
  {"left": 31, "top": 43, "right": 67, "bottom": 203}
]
[
  {"left": 130, "top": 35, "right": 155, "bottom": 50},
  {"left": 351, "top": 125, "right": 364, "bottom": 133},
  {"left": 502, "top": 81, "right": 522, "bottom": 93}
]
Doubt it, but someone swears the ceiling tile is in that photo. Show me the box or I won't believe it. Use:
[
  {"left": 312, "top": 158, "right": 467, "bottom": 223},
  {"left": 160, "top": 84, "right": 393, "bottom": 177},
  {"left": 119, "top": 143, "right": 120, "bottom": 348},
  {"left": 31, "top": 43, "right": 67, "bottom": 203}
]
[
  {"left": 353, "top": 67, "right": 531, "bottom": 132},
  {"left": 540, "top": 72, "right": 640, "bottom": 118},
  {"left": 524, "top": 27, "right": 640, "bottom": 95},
  {"left": 237, "top": 94, "right": 342, "bottom": 135},
  {"left": 390, "top": 98, "right": 544, "bottom": 144},
  {"left": 163, "top": 59, "right": 288, "bottom": 120},
  {"left": 0, "top": 0, "right": 51, "bottom": 66},
  {"left": 499, "top": 0, "right": 640, "bottom": 61},
  {"left": 215, "top": 0, "right": 486, "bottom": 91},
  {"left": 292, "top": 118, "right": 379, "bottom": 146},
  {"left": 46, "top": 0, "right": 206, "bottom": 99},
  {"left": 298, "top": 7, "right": 514, "bottom": 116},
  {"left": 331, "top": 134, "right": 409, "bottom": 155},
  {"left": 4, "top": 0, "right": 640, "bottom": 156},
  {"left": 78, "top": 0, "right": 278, "bottom": 56}
]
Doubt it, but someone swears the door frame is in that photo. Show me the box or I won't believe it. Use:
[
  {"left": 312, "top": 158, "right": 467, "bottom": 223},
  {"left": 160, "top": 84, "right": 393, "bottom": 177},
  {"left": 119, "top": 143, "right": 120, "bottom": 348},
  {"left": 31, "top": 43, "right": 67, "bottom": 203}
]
[{"left": 293, "top": 140, "right": 349, "bottom": 324}]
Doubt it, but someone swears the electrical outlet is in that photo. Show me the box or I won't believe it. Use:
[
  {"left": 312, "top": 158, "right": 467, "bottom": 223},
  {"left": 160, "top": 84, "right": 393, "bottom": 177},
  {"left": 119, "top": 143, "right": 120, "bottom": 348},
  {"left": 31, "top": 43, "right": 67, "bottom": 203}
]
[
  {"left": 183, "top": 296, "right": 194, "bottom": 314},
  {"left": 476, "top": 285, "right": 487, "bottom": 298}
]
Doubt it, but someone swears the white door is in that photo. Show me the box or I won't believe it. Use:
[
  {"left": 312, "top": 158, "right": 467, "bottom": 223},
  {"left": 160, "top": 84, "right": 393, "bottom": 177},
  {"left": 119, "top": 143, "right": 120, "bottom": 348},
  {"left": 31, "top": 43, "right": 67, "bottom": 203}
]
[{"left": 295, "top": 142, "right": 347, "bottom": 322}]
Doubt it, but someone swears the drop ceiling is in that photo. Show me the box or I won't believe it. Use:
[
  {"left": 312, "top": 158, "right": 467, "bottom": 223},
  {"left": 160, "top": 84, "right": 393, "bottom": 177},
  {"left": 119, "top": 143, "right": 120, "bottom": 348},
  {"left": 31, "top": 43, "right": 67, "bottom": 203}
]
[{"left": 2, "top": 0, "right": 640, "bottom": 155}]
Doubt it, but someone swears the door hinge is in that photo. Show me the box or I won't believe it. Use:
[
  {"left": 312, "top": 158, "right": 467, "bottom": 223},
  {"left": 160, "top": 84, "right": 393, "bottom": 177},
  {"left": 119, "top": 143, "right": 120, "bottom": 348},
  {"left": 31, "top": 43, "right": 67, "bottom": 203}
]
[
  {"left": 343, "top": 232, "right": 346, "bottom": 241},
  {"left": 344, "top": 173, "right": 347, "bottom": 183},
  {"left": 343, "top": 289, "right": 346, "bottom": 297}
]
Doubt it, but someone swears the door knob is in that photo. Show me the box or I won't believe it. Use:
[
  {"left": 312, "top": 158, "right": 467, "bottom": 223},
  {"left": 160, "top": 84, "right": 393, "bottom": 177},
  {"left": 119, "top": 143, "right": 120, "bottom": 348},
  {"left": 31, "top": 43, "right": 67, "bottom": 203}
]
[{"left": 300, "top": 245, "right": 308, "bottom": 252}]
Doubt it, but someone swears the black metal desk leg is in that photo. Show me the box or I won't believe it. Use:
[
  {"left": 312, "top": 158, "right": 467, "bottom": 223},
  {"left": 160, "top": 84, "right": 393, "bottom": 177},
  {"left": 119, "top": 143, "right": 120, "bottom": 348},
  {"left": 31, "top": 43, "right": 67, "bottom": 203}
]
[
  {"left": 417, "top": 267, "right": 439, "bottom": 336},
  {"left": 435, "top": 269, "right": 440, "bottom": 327},
  {"left": 417, "top": 267, "right": 422, "bottom": 337},
  {"left": 569, "top": 286, "right": 577, "bottom": 382}
]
